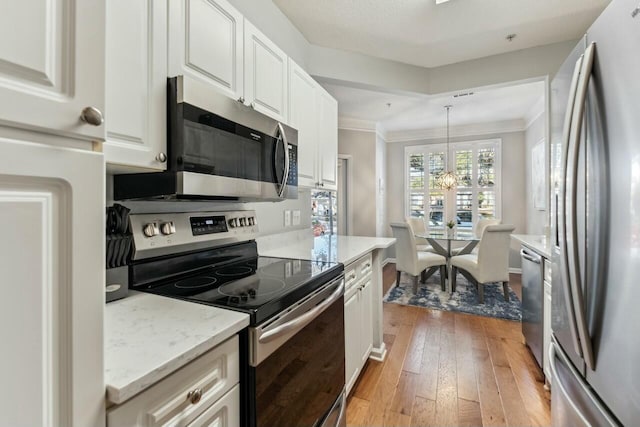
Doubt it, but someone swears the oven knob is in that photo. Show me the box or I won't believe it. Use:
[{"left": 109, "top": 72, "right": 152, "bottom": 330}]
[
  {"left": 160, "top": 222, "right": 176, "bottom": 235},
  {"left": 239, "top": 217, "right": 247, "bottom": 227},
  {"left": 143, "top": 223, "right": 158, "bottom": 237},
  {"left": 248, "top": 217, "right": 255, "bottom": 226},
  {"left": 228, "top": 218, "right": 237, "bottom": 228}
]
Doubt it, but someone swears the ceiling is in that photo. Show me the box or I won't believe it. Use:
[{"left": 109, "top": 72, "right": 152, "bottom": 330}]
[
  {"left": 322, "top": 80, "right": 545, "bottom": 133},
  {"left": 273, "top": 0, "right": 610, "bottom": 68}
]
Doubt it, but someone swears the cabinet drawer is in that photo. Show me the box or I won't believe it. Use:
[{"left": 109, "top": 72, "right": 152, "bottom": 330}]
[
  {"left": 344, "top": 253, "right": 372, "bottom": 292},
  {"left": 358, "top": 253, "right": 373, "bottom": 280},
  {"left": 188, "top": 384, "right": 239, "bottom": 427},
  {"left": 107, "top": 335, "right": 239, "bottom": 427},
  {"left": 344, "top": 264, "right": 358, "bottom": 292}
]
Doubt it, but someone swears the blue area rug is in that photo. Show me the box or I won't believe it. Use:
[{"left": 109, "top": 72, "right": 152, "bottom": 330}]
[{"left": 383, "top": 272, "right": 522, "bottom": 321}]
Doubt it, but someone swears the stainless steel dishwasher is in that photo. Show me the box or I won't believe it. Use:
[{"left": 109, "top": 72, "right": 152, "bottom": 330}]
[{"left": 521, "top": 247, "right": 544, "bottom": 369}]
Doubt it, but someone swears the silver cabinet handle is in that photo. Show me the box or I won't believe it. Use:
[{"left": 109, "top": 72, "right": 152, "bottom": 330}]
[
  {"left": 80, "top": 106, "right": 104, "bottom": 126},
  {"left": 237, "top": 96, "right": 245, "bottom": 104},
  {"left": 520, "top": 249, "right": 541, "bottom": 264},
  {"left": 187, "top": 388, "right": 202, "bottom": 405},
  {"left": 156, "top": 152, "right": 167, "bottom": 163},
  {"left": 565, "top": 42, "right": 596, "bottom": 370}
]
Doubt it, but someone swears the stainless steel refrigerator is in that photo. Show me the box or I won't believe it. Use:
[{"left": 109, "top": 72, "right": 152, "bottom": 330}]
[{"left": 550, "top": 0, "right": 640, "bottom": 425}]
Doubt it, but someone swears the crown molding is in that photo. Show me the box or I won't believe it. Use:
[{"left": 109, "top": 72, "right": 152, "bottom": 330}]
[
  {"left": 385, "top": 119, "right": 527, "bottom": 143},
  {"left": 338, "top": 117, "right": 388, "bottom": 140}
]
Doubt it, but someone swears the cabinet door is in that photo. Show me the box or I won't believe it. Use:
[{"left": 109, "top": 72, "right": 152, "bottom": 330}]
[
  {"left": 344, "top": 291, "right": 360, "bottom": 394},
  {"left": 244, "top": 20, "right": 288, "bottom": 123},
  {"left": 317, "top": 87, "right": 338, "bottom": 190},
  {"left": 0, "top": 138, "right": 104, "bottom": 427},
  {"left": 360, "top": 279, "right": 374, "bottom": 363},
  {"left": 104, "top": 0, "right": 167, "bottom": 171},
  {"left": 0, "top": 0, "right": 105, "bottom": 141},
  {"left": 288, "top": 60, "right": 317, "bottom": 187},
  {"left": 168, "top": 0, "right": 243, "bottom": 101}
]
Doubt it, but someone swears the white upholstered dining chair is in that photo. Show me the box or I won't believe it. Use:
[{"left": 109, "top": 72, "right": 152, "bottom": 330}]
[
  {"left": 405, "top": 217, "right": 434, "bottom": 252},
  {"left": 390, "top": 223, "right": 447, "bottom": 294},
  {"left": 450, "top": 224, "right": 516, "bottom": 303},
  {"left": 450, "top": 217, "right": 502, "bottom": 256}
]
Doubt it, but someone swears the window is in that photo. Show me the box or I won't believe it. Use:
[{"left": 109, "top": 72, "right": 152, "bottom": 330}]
[{"left": 405, "top": 140, "right": 501, "bottom": 236}]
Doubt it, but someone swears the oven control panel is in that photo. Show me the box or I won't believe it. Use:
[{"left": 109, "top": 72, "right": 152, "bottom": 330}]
[{"left": 129, "top": 210, "right": 258, "bottom": 260}]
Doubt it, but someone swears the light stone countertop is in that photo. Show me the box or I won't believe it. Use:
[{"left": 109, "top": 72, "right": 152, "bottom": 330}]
[
  {"left": 260, "top": 234, "right": 395, "bottom": 265},
  {"left": 105, "top": 292, "right": 249, "bottom": 405},
  {"left": 512, "top": 234, "right": 553, "bottom": 259}
]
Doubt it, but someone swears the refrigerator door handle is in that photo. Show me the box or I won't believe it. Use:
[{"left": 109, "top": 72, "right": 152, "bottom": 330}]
[
  {"left": 566, "top": 42, "right": 597, "bottom": 371},
  {"left": 560, "top": 53, "right": 586, "bottom": 359}
]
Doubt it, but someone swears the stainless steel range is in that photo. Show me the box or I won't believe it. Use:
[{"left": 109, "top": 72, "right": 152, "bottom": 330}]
[{"left": 126, "top": 210, "right": 346, "bottom": 427}]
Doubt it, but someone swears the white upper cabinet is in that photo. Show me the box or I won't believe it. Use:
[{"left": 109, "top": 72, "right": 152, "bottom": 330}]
[
  {"left": 244, "top": 20, "right": 288, "bottom": 123},
  {"left": 317, "top": 86, "right": 338, "bottom": 190},
  {"left": 104, "top": 0, "right": 168, "bottom": 171},
  {"left": 288, "top": 60, "right": 317, "bottom": 187},
  {"left": 168, "top": 0, "right": 244, "bottom": 101},
  {"left": 0, "top": 0, "right": 105, "bottom": 141},
  {"left": 289, "top": 59, "right": 338, "bottom": 190}
]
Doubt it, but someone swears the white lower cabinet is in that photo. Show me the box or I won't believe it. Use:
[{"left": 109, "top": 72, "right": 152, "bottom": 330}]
[
  {"left": 344, "top": 253, "right": 374, "bottom": 395},
  {"left": 107, "top": 336, "right": 240, "bottom": 427},
  {"left": 0, "top": 137, "right": 105, "bottom": 427}
]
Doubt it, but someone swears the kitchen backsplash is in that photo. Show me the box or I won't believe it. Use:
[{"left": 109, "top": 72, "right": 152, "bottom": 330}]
[{"left": 106, "top": 174, "right": 312, "bottom": 238}]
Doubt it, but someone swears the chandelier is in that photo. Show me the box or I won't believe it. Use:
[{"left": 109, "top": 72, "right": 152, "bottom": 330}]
[{"left": 437, "top": 105, "right": 458, "bottom": 190}]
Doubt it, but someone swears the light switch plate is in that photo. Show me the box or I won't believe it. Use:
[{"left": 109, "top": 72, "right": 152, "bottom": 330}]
[
  {"left": 292, "top": 210, "right": 301, "bottom": 226},
  {"left": 284, "top": 210, "right": 291, "bottom": 227}
]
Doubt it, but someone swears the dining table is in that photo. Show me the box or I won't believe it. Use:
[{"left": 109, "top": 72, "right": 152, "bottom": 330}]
[{"left": 415, "top": 229, "right": 479, "bottom": 292}]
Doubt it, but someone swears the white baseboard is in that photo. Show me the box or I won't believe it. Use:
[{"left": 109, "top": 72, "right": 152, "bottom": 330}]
[
  {"left": 383, "top": 258, "right": 395, "bottom": 266},
  {"left": 509, "top": 268, "right": 522, "bottom": 274}
]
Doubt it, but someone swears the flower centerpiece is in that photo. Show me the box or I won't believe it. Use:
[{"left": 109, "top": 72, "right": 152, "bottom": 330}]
[{"left": 446, "top": 220, "right": 456, "bottom": 229}]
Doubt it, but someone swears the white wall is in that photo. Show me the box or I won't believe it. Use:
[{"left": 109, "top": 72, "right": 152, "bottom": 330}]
[
  {"left": 310, "top": 40, "right": 577, "bottom": 97},
  {"left": 524, "top": 112, "right": 548, "bottom": 235},
  {"left": 385, "top": 130, "right": 527, "bottom": 269},
  {"left": 376, "top": 133, "right": 387, "bottom": 237},
  {"left": 226, "top": 0, "right": 310, "bottom": 66},
  {"left": 338, "top": 129, "right": 378, "bottom": 237}
]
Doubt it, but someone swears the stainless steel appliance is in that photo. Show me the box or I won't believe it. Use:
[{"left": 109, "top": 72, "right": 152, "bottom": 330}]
[
  {"left": 113, "top": 75, "right": 298, "bottom": 202},
  {"left": 521, "top": 247, "right": 543, "bottom": 368},
  {"left": 126, "top": 210, "right": 346, "bottom": 427},
  {"left": 550, "top": 1, "right": 640, "bottom": 425}
]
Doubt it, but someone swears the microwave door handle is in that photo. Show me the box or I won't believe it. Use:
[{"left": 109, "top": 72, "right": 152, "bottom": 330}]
[
  {"left": 560, "top": 53, "right": 585, "bottom": 359},
  {"left": 566, "top": 42, "right": 596, "bottom": 370},
  {"left": 277, "top": 122, "right": 290, "bottom": 197}
]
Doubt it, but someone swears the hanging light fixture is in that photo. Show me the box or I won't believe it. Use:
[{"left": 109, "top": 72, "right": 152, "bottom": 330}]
[{"left": 437, "top": 105, "right": 458, "bottom": 190}]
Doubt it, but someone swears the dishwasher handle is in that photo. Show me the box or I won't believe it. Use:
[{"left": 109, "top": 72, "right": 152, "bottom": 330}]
[{"left": 521, "top": 248, "right": 542, "bottom": 264}]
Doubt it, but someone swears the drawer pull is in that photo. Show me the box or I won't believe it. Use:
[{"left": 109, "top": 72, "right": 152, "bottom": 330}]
[{"left": 187, "top": 388, "right": 202, "bottom": 405}]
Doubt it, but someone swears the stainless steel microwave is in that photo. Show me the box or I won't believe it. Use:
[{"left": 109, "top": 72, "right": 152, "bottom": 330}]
[{"left": 113, "top": 76, "right": 298, "bottom": 202}]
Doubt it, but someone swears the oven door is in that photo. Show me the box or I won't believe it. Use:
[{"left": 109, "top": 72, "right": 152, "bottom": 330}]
[{"left": 247, "top": 276, "right": 345, "bottom": 427}]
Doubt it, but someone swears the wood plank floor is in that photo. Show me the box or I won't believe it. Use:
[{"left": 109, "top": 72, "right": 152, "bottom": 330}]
[{"left": 346, "top": 264, "right": 550, "bottom": 427}]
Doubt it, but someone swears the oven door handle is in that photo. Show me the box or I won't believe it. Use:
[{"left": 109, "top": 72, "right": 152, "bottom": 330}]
[{"left": 258, "top": 280, "right": 344, "bottom": 344}]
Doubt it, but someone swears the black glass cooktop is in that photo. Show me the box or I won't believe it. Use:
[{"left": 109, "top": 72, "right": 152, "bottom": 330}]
[{"left": 139, "top": 255, "right": 343, "bottom": 324}]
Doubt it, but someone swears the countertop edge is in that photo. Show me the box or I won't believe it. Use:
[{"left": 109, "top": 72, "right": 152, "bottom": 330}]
[
  {"left": 105, "top": 315, "right": 249, "bottom": 405},
  {"left": 511, "top": 234, "right": 553, "bottom": 259}
]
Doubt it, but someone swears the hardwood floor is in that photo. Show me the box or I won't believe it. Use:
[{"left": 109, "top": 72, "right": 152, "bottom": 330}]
[{"left": 346, "top": 264, "right": 550, "bottom": 427}]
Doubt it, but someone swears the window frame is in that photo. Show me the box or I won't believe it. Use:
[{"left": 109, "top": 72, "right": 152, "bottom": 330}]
[{"left": 404, "top": 139, "right": 502, "bottom": 234}]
